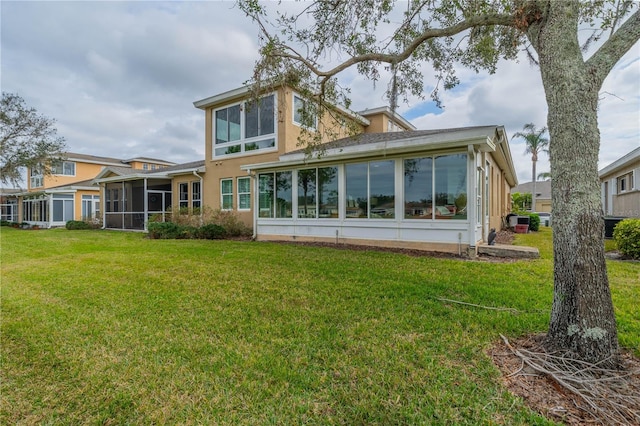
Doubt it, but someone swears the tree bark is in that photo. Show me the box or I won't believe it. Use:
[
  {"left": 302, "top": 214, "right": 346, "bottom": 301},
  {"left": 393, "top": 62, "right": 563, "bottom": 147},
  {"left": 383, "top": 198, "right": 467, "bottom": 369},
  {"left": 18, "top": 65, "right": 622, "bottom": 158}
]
[{"left": 530, "top": 2, "right": 619, "bottom": 366}]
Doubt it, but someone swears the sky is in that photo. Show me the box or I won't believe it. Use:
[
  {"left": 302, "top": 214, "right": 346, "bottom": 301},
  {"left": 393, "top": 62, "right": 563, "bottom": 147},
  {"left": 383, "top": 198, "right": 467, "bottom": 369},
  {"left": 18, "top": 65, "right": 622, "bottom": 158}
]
[{"left": 2, "top": 1, "right": 639, "bottom": 186}]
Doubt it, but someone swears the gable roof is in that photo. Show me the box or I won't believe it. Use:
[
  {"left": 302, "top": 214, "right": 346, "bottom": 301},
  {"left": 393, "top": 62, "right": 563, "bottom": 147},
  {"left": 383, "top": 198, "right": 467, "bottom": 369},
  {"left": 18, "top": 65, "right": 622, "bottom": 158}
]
[
  {"left": 93, "top": 160, "right": 205, "bottom": 183},
  {"left": 513, "top": 180, "right": 551, "bottom": 199}
]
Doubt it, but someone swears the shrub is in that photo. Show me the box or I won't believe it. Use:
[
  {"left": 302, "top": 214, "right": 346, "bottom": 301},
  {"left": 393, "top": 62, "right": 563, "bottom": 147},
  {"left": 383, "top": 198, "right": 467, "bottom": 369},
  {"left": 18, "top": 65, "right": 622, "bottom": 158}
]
[
  {"left": 197, "top": 223, "right": 227, "bottom": 240},
  {"left": 613, "top": 218, "right": 640, "bottom": 260},
  {"left": 66, "top": 220, "right": 92, "bottom": 230},
  {"left": 208, "top": 209, "right": 252, "bottom": 237},
  {"left": 147, "top": 222, "right": 182, "bottom": 239},
  {"left": 1, "top": 220, "right": 11, "bottom": 227},
  {"left": 527, "top": 213, "right": 540, "bottom": 232}
]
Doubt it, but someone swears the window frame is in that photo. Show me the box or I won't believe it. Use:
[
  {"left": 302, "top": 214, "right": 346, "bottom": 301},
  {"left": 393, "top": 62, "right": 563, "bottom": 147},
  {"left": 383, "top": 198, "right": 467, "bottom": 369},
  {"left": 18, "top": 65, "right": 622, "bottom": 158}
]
[
  {"left": 192, "top": 181, "right": 201, "bottom": 209},
  {"left": 237, "top": 177, "right": 251, "bottom": 211},
  {"left": 51, "top": 161, "right": 76, "bottom": 176},
  {"left": 221, "top": 178, "right": 233, "bottom": 210},
  {"left": 179, "top": 182, "right": 189, "bottom": 209},
  {"left": 617, "top": 171, "right": 634, "bottom": 193},
  {"left": 292, "top": 93, "right": 317, "bottom": 130},
  {"left": 212, "top": 93, "right": 277, "bottom": 159}
]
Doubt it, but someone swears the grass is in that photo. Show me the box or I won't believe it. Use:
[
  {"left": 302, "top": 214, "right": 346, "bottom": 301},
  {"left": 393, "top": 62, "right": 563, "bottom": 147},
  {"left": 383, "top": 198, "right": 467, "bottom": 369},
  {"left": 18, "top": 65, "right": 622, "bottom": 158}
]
[{"left": 1, "top": 227, "right": 638, "bottom": 425}]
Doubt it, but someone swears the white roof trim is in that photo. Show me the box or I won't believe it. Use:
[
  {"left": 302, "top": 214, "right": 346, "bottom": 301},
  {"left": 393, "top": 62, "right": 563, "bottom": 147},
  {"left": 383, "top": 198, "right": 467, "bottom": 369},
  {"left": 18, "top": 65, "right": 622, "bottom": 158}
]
[{"left": 598, "top": 146, "right": 640, "bottom": 177}]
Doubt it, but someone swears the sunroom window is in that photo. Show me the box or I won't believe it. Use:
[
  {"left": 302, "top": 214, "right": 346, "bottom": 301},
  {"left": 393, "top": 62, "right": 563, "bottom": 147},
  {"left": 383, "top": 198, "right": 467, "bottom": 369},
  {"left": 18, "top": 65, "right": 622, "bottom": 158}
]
[
  {"left": 345, "top": 160, "right": 395, "bottom": 219},
  {"left": 258, "top": 172, "right": 292, "bottom": 218},
  {"left": 213, "top": 94, "right": 276, "bottom": 158}
]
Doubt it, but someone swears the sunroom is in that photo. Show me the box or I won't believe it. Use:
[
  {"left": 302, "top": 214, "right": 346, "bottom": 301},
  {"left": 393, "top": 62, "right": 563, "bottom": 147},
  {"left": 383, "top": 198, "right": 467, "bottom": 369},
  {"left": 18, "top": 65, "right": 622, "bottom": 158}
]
[
  {"left": 93, "top": 161, "right": 205, "bottom": 231},
  {"left": 241, "top": 126, "right": 517, "bottom": 254}
]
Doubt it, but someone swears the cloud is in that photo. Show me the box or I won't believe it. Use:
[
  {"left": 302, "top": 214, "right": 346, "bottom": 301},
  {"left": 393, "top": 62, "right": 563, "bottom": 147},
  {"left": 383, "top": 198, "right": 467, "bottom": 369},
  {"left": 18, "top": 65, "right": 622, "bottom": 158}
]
[{"left": 1, "top": 1, "right": 637, "bottom": 185}]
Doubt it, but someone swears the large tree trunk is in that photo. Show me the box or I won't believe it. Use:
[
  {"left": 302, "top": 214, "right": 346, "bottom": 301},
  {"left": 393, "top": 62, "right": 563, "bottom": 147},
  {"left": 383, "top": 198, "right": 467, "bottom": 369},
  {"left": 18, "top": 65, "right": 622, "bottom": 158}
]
[{"left": 531, "top": 2, "right": 619, "bottom": 366}]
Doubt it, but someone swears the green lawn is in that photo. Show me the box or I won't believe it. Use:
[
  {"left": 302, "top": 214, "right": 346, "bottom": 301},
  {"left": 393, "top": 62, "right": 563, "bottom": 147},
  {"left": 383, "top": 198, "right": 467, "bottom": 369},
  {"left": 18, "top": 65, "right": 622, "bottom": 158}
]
[{"left": 1, "top": 227, "right": 638, "bottom": 425}]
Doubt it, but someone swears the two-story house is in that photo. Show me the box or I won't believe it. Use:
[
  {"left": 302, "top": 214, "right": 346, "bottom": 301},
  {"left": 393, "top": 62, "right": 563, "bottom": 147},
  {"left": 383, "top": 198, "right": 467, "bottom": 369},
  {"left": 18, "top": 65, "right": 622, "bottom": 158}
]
[
  {"left": 94, "top": 84, "right": 517, "bottom": 254},
  {"left": 15, "top": 153, "right": 174, "bottom": 228}
]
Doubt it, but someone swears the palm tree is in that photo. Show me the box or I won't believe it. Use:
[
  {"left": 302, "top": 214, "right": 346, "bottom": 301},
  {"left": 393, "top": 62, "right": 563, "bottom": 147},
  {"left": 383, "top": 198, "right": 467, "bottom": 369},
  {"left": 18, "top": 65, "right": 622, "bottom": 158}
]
[
  {"left": 513, "top": 123, "right": 549, "bottom": 212},
  {"left": 537, "top": 171, "right": 552, "bottom": 181}
]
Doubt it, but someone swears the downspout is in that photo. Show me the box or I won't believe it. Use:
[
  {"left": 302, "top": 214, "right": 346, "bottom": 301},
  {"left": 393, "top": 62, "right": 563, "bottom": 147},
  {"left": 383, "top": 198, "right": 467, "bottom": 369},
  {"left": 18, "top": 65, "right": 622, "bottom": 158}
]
[
  {"left": 143, "top": 178, "right": 148, "bottom": 231},
  {"left": 249, "top": 169, "right": 257, "bottom": 240},
  {"left": 192, "top": 170, "right": 204, "bottom": 226}
]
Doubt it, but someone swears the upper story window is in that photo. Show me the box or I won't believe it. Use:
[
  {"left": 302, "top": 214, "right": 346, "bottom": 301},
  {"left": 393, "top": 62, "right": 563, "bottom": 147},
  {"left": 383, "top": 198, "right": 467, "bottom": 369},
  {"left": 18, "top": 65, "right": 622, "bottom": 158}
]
[
  {"left": 213, "top": 93, "right": 276, "bottom": 158},
  {"left": 51, "top": 161, "right": 75, "bottom": 176},
  {"left": 30, "top": 166, "right": 43, "bottom": 188},
  {"left": 293, "top": 93, "right": 317, "bottom": 129},
  {"left": 617, "top": 171, "right": 634, "bottom": 193}
]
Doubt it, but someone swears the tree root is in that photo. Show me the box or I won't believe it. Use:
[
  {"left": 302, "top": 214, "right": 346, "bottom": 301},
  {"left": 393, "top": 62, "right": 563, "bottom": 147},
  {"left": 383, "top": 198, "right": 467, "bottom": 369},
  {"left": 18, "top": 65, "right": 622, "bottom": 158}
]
[{"left": 500, "top": 334, "right": 640, "bottom": 425}]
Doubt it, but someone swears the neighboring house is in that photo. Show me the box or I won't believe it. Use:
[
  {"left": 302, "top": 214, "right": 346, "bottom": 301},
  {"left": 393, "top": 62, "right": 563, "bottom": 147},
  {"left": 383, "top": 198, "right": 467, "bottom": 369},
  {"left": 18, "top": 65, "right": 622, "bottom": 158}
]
[
  {"left": 93, "top": 160, "right": 205, "bottom": 230},
  {"left": 512, "top": 180, "right": 552, "bottom": 213},
  {"left": 599, "top": 146, "right": 640, "bottom": 218},
  {"left": 12, "top": 153, "right": 174, "bottom": 228},
  {"left": 0, "top": 188, "right": 21, "bottom": 222},
  {"left": 93, "top": 83, "right": 518, "bottom": 254}
]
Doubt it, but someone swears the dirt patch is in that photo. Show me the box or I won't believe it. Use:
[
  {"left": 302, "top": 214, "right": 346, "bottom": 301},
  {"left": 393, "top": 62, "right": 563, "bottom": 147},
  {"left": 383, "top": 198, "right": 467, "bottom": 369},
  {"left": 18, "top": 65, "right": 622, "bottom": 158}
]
[{"left": 489, "top": 334, "right": 640, "bottom": 425}]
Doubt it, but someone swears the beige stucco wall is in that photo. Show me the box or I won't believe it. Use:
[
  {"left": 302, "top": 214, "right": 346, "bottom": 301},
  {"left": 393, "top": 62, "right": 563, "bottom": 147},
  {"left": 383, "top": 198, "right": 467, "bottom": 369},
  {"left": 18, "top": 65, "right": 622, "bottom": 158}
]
[
  {"left": 37, "top": 162, "right": 104, "bottom": 190},
  {"left": 600, "top": 158, "right": 640, "bottom": 218}
]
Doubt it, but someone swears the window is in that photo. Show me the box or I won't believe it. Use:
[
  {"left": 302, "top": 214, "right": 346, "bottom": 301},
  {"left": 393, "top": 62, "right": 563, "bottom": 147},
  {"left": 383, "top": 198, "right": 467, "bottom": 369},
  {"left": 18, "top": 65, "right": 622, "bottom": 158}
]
[
  {"left": 293, "top": 94, "right": 317, "bottom": 129},
  {"left": 82, "top": 195, "right": 100, "bottom": 220},
  {"left": 53, "top": 194, "right": 74, "bottom": 222},
  {"left": 179, "top": 183, "right": 189, "bottom": 209},
  {"left": 213, "top": 94, "right": 276, "bottom": 158},
  {"left": 52, "top": 161, "right": 75, "bottom": 176},
  {"left": 404, "top": 158, "right": 433, "bottom": 219},
  {"left": 221, "top": 179, "right": 233, "bottom": 210},
  {"left": 298, "top": 167, "right": 339, "bottom": 218},
  {"left": 258, "top": 172, "right": 292, "bottom": 218},
  {"left": 617, "top": 171, "right": 634, "bottom": 193},
  {"left": 143, "top": 163, "right": 149, "bottom": 170},
  {"left": 237, "top": 177, "right": 251, "bottom": 210},
  {"left": 434, "top": 154, "right": 467, "bottom": 220},
  {"left": 30, "top": 166, "right": 43, "bottom": 188},
  {"left": 403, "top": 154, "right": 467, "bottom": 220},
  {"left": 345, "top": 160, "right": 395, "bottom": 219},
  {"left": 192, "top": 182, "right": 201, "bottom": 209}
]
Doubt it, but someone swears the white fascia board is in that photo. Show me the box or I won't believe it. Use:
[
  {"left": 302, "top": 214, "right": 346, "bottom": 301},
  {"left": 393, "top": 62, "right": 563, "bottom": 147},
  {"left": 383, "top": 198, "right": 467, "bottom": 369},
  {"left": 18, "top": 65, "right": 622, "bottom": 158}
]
[
  {"left": 193, "top": 86, "right": 250, "bottom": 110},
  {"left": 65, "top": 157, "right": 128, "bottom": 167},
  {"left": 242, "top": 133, "right": 495, "bottom": 172},
  {"left": 92, "top": 174, "right": 153, "bottom": 184},
  {"left": 598, "top": 146, "right": 640, "bottom": 177},
  {"left": 165, "top": 166, "right": 206, "bottom": 177}
]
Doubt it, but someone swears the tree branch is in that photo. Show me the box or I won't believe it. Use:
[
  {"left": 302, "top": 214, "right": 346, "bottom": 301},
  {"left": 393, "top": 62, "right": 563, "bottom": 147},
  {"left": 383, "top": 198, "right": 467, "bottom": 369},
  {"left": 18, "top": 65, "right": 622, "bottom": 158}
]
[
  {"left": 586, "top": 8, "right": 640, "bottom": 86},
  {"left": 272, "top": 12, "right": 516, "bottom": 81}
]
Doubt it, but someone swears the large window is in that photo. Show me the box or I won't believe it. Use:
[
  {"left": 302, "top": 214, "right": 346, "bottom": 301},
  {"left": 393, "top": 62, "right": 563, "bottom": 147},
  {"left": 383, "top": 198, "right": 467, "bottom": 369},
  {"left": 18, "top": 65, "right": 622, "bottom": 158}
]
[
  {"left": 214, "top": 94, "right": 276, "bottom": 158},
  {"left": 258, "top": 172, "right": 292, "bottom": 218},
  {"left": 53, "top": 194, "right": 74, "bottom": 222},
  {"left": 52, "top": 161, "right": 76, "bottom": 176},
  {"left": 237, "top": 177, "right": 251, "bottom": 210},
  {"left": 297, "top": 166, "right": 338, "bottom": 219},
  {"left": 404, "top": 154, "right": 467, "bottom": 220},
  {"left": 221, "top": 179, "right": 233, "bottom": 210},
  {"left": 404, "top": 157, "right": 433, "bottom": 219},
  {"left": 346, "top": 160, "right": 395, "bottom": 219}
]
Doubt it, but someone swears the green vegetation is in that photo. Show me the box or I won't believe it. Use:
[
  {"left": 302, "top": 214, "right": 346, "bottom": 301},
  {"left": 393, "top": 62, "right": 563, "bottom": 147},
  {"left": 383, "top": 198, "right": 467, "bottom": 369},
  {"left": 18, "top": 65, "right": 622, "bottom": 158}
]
[
  {"left": 613, "top": 218, "right": 640, "bottom": 260},
  {"left": 1, "top": 227, "right": 638, "bottom": 424}
]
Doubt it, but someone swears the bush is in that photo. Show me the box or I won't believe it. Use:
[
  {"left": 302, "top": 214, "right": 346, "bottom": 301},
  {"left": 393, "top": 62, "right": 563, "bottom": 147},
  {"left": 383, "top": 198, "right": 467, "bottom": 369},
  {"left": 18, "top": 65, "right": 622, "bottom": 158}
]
[
  {"left": 1, "top": 220, "right": 11, "bottom": 227},
  {"left": 197, "top": 223, "right": 227, "bottom": 240},
  {"left": 208, "top": 209, "right": 252, "bottom": 237},
  {"left": 147, "top": 222, "right": 182, "bottom": 239},
  {"left": 66, "top": 220, "right": 92, "bottom": 230},
  {"left": 527, "top": 213, "right": 540, "bottom": 232},
  {"left": 613, "top": 218, "right": 640, "bottom": 260}
]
